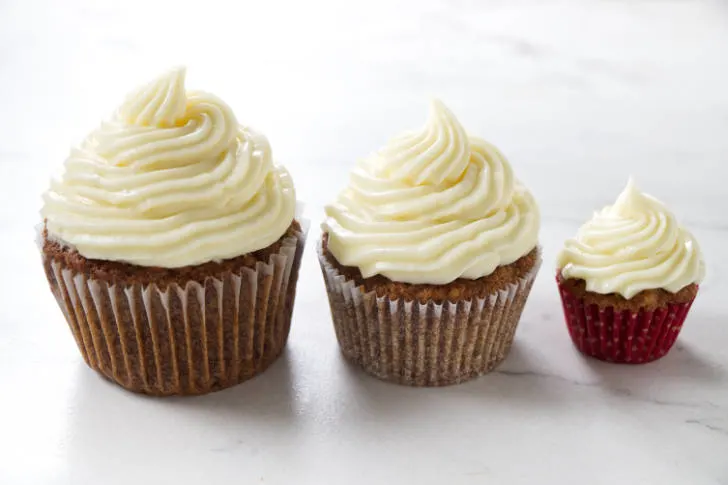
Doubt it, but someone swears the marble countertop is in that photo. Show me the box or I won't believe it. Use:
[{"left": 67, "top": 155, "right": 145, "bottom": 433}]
[{"left": 1, "top": 0, "right": 727, "bottom": 483}]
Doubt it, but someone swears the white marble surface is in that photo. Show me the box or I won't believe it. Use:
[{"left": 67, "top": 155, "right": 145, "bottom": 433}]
[{"left": 1, "top": 0, "right": 727, "bottom": 483}]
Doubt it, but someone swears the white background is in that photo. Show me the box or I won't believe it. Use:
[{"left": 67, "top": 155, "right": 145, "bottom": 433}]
[{"left": 1, "top": 0, "right": 727, "bottom": 484}]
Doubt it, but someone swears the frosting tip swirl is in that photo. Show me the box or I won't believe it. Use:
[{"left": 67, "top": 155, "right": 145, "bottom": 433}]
[
  {"left": 611, "top": 176, "right": 646, "bottom": 217},
  {"left": 118, "top": 66, "right": 188, "bottom": 128}
]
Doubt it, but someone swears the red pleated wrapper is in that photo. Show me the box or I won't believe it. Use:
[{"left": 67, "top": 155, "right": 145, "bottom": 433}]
[{"left": 557, "top": 275, "right": 697, "bottom": 364}]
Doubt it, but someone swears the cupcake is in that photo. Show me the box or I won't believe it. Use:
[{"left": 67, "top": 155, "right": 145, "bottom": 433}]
[
  {"left": 556, "top": 178, "right": 704, "bottom": 364},
  {"left": 39, "top": 67, "right": 306, "bottom": 396},
  {"left": 319, "top": 100, "right": 541, "bottom": 386}
]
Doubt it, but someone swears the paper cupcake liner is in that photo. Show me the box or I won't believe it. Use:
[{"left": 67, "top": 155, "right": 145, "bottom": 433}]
[
  {"left": 318, "top": 242, "right": 541, "bottom": 386},
  {"left": 557, "top": 277, "right": 697, "bottom": 364},
  {"left": 41, "top": 224, "right": 307, "bottom": 396}
]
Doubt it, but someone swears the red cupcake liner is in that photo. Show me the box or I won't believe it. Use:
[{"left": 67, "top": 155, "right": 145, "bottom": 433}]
[{"left": 557, "top": 277, "right": 697, "bottom": 364}]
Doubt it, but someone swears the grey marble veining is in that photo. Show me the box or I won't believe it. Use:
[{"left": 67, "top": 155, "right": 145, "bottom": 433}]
[{"left": 0, "top": 0, "right": 726, "bottom": 484}]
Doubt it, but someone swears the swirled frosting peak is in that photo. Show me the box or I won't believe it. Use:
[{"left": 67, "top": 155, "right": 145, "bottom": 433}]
[
  {"left": 557, "top": 178, "right": 705, "bottom": 299},
  {"left": 42, "top": 67, "right": 296, "bottom": 267},
  {"left": 323, "top": 99, "right": 540, "bottom": 284}
]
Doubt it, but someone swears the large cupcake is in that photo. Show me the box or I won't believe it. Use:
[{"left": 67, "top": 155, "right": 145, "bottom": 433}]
[
  {"left": 556, "top": 179, "right": 704, "bottom": 364},
  {"left": 39, "top": 68, "right": 306, "bottom": 396},
  {"left": 319, "top": 100, "right": 541, "bottom": 386}
]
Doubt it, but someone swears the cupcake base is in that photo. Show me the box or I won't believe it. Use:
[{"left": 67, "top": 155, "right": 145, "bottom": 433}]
[
  {"left": 41, "top": 221, "right": 307, "bottom": 396},
  {"left": 319, "top": 238, "right": 541, "bottom": 386},
  {"left": 557, "top": 274, "right": 698, "bottom": 364}
]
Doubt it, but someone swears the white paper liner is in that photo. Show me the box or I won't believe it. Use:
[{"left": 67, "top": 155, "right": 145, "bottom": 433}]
[
  {"left": 318, "top": 240, "right": 541, "bottom": 386},
  {"left": 40, "top": 216, "right": 308, "bottom": 396}
]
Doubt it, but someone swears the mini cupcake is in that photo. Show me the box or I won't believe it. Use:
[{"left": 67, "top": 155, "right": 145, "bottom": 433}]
[
  {"left": 319, "top": 100, "right": 541, "bottom": 386},
  {"left": 39, "top": 67, "right": 306, "bottom": 396},
  {"left": 556, "top": 178, "right": 704, "bottom": 364}
]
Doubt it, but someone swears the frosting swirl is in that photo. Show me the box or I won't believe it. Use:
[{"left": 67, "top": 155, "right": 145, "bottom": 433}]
[
  {"left": 42, "top": 67, "right": 296, "bottom": 267},
  {"left": 557, "top": 179, "right": 705, "bottom": 299},
  {"left": 323, "top": 99, "right": 540, "bottom": 284}
]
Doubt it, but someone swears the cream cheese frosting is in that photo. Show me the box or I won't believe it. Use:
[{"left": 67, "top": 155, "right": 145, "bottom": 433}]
[
  {"left": 323, "top": 99, "right": 540, "bottom": 285},
  {"left": 42, "top": 67, "right": 296, "bottom": 268},
  {"left": 557, "top": 178, "right": 705, "bottom": 299}
]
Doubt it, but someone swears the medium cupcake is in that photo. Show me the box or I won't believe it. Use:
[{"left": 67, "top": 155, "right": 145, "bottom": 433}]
[
  {"left": 319, "top": 100, "right": 541, "bottom": 386},
  {"left": 39, "top": 67, "right": 306, "bottom": 396},
  {"left": 556, "top": 178, "right": 704, "bottom": 364}
]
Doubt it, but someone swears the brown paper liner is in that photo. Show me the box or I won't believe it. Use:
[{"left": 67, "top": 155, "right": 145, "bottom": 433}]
[
  {"left": 41, "top": 226, "right": 307, "bottom": 396},
  {"left": 318, "top": 242, "right": 541, "bottom": 386}
]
